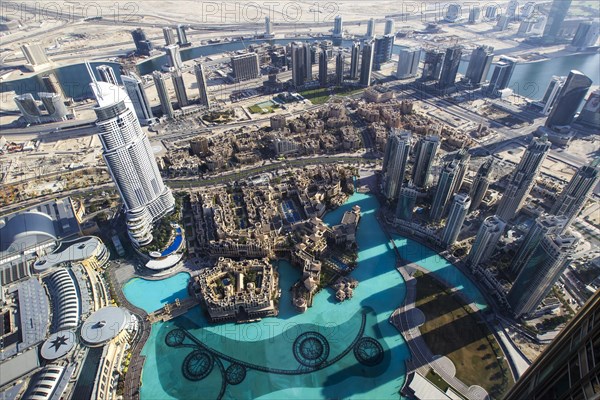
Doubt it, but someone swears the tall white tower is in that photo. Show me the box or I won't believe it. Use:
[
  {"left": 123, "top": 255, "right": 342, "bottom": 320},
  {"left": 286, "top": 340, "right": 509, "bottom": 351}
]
[{"left": 88, "top": 63, "right": 175, "bottom": 247}]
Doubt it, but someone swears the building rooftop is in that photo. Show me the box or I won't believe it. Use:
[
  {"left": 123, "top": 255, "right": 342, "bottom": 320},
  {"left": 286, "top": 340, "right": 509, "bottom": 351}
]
[
  {"left": 33, "top": 236, "right": 105, "bottom": 272},
  {"left": 80, "top": 306, "right": 130, "bottom": 346},
  {"left": 40, "top": 330, "right": 76, "bottom": 360}
]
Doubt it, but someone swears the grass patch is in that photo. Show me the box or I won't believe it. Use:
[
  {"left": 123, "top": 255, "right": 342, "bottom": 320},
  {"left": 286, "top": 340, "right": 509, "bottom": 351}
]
[
  {"left": 299, "top": 86, "right": 364, "bottom": 105},
  {"left": 415, "top": 272, "right": 514, "bottom": 398},
  {"left": 426, "top": 369, "right": 451, "bottom": 392}
]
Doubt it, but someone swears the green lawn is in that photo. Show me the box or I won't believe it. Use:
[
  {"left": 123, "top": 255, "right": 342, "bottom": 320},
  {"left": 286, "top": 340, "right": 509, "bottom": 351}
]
[
  {"left": 415, "top": 272, "right": 514, "bottom": 398},
  {"left": 299, "top": 86, "right": 365, "bottom": 105}
]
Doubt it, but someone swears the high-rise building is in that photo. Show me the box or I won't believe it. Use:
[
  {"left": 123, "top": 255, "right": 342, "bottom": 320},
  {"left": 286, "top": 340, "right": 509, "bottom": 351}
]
[
  {"left": 542, "top": 0, "right": 572, "bottom": 43},
  {"left": 396, "top": 186, "right": 419, "bottom": 221},
  {"left": 171, "top": 70, "right": 189, "bottom": 108},
  {"left": 333, "top": 15, "right": 343, "bottom": 38},
  {"left": 231, "top": 53, "right": 260, "bottom": 82},
  {"left": 496, "top": 136, "right": 551, "bottom": 221},
  {"left": 510, "top": 214, "right": 568, "bottom": 275},
  {"left": 541, "top": 75, "right": 566, "bottom": 115},
  {"left": 571, "top": 21, "right": 600, "bottom": 48},
  {"left": 487, "top": 56, "right": 517, "bottom": 95},
  {"left": 445, "top": 3, "right": 461, "bottom": 22},
  {"left": 467, "top": 215, "right": 506, "bottom": 269},
  {"left": 89, "top": 75, "right": 175, "bottom": 246},
  {"left": 521, "top": 2, "right": 536, "bottom": 19},
  {"left": 518, "top": 19, "right": 536, "bottom": 36},
  {"left": 163, "top": 27, "right": 176, "bottom": 46},
  {"left": 373, "top": 34, "right": 394, "bottom": 70},
  {"left": 20, "top": 42, "right": 50, "bottom": 66},
  {"left": 496, "top": 15, "right": 510, "bottom": 31},
  {"left": 465, "top": 45, "right": 494, "bottom": 86},
  {"left": 384, "top": 18, "right": 395, "bottom": 35},
  {"left": 420, "top": 50, "right": 444, "bottom": 82},
  {"left": 468, "top": 6, "right": 481, "bottom": 24},
  {"left": 506, "top": 0, "right": 519, "bottom": 18},
  {"left": 577, "top": 90, "right": 600, "bottom": 129},
  {"left": 194, "top": 62, "right": 210, "bottom": 108},
  {"left": 503, "top": 291, "right": 600, "bottom": 400},
  {"left": 122, "top": 72, "right": 154, "bottom": 125},
  {"left": 441, "top": 193, "right": 471, "bottom": 247},
  {"left": 39, "top": 92, "right": 69, "bottom": 121},
  {"left": 551, "top": 159, "right": 600, "bottom": 230},
  {"left": 304, "top": 43, "right": 313, "bottom": 81},
  {"left": 430, "top": 149, "right": 470, "bottom": 221},
  {"left": 318, "top": 50, "right": 328, "bottom": 87},
  {"left": 265, "top": 16, "right": 273, "bottom": 37},
  {"left": 469, "top": 158, "right": 494, "bottom": 212},
  {"left": 41, "top": 73, "right": 66, "bottom": 99},
  {"left": 396, "top": 47, "right": 421, "bottom": 79},
  {"left": 412, "top": 135, "right": 440, "bottom": 188},
  {"left": 507, "top": 232, "right": 579, "bottom": 317},
  {"left": 335, "top": 52, "right": 344, "bottom": 85},
  {"left": 14, "top": 93, "right": 42, "bottom": 123},
  {"left": 366, "top": 18, "right": 375, "bottom": 38},
  {"left": 152, "top": 71, "right": 174, "bottom": 118},
  {"left": 382, "top": 130, "right": 412, "bottom": 200},
  {"left": 484, "top": 5, "right": 498, "bottom": 20},
  {"left": 359, "top": 40, "right": 374, "bottom": 87},
  {"left": 96, "top": 65, "right": 118, "bottom": 85},
  {"left": 291, "top": 42, "right": 307, "bottom": 87},
  {"left": 176, "top": 24, "right": 190, "bottom": 47},
  {"left": 349, "top": 42, "right": 361, "bottom": 80},
  {"left": 165, "top": 44, "right": 183, "bottom": 70},
  {"left": 546, "top": 70, "right": 592, "bottom": 128},
  {"left": 131, "top": 28, "right": 153, "bottom": 56}
]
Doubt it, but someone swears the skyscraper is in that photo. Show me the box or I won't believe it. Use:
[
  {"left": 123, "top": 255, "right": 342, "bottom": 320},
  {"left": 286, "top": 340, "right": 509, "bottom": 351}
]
[
  {"left": 165, "top": 44, "right": 183, "bottom": 70},
  {"left": 163, "top": 27, "right": 176, "bottom": 46},
  {"left": 131, "top": 28, "right": 153, "bottom": 56},
  {"left": 503, "top": 291, "right": 600, "bottom": 400},
  {"left": 152, "top": 71, "right": 174, "bottom": 118},
  {"left": 542, "top": 0, "right": 572, "bottom": 44},
  {"left": 420, "top": 50, "right": 444, "bottom": 81},
  {"left": 507, "top": 232, "right": 579, "bottom": 317},
  {"left": 430, "top": 149, "right": 470, "bottom": 222},
  {"left": 231, "top": 53, "right": 260, "bottom": 82},
  {"left": 551, "top": 159, "right": 600, "bottom": 230},
  {"left": 546, "top": 70, "right": 592, "bottom": 128},
  {"left": 412, "top": 135, "right": 440, "bottom": 188},
  {"left": 467, "top": 215, "right": 506, "bottom": 269},
  {"left": 396, "top": 186, "right": 419, "bottom": 221},
  {"left": 445, "top": 3, "right": 461, "bottom": 22},
  {"left": 541, "top": 75, "right": 566, "bottom": 115},
  {"left": 333, "top": 15, "right": 343, "bottom": 38},
  {"left": 14, "top": 93, "right": 42, "bottom": 124},
  {"left": 359, "top": 40, "right": 374, "bottom": 87},
  {"left": 496, "top": 15, "right": 510, "bottom": 31},
  {"left": 335, "top": 52, "right": 344, "bottom": 85},
  {"left": 38, "top": 92, "right": 69, "bottom": 121},
  {"left": 265, "top": 16, "right": 273, "bottom": 36},
  {"left": 20, "top": 43, "right": 50, "bottom": 66},
  {"left": 96, "top": 65, "right": 118, "bottom": 85},
  {"left": 469, "top": 158, "right": 494, "bottom": 212},
  {"left": 496, "top": 136, "right": 551, "bottom": 221},
  {"left": 176, "top": 24, "right": 190, "bottom": 47},
  {"left": 510, "top": 214, "right": 568, "bottom": 276},
  {"left": 487, "top": 56, "right": 517, "bottom": 95},
  {"left": 304, "top": 43, "right": 313, "bottom": 81},
  {"left": 441, "top": 193, "right": 471, "bottom": 247},
  {"left": 571, "top": 21, "right": 598, "bottom": 48},
  {"left": 194, "top": 62, "right": 210, "bottom": 108},
  {"left": 396, "top": 47, "right": 421, "bottom": 79},
  {"left": 89, "top": 71, "right": 175, "bottom": 246},
  {"left": 384, "top": 18, "right": 395, "bottom": 35},
  {"left": 439, "top": 45, "right": 462, "bottom": 89},
  {"left": 373, "top": 34, "right": 394, "bottom": 70},
  {"left": 366, "top": 18, "right": 375, "bottom": 38},
  {"left": 291, "top": 42, "right": 307, "bottom": 88},
  {"left": 318, "top": 50, "right": 328, "bottom": 87},
  {"left": 468, "top": 6, "right": 481, "bottom": 24},
  {"left": 349, "top": 42, "right": 361, "bottom": 80},
  {"left": 171, "top": 70, "right": 189, "bottom": 108},
  {"left": 577, "top": 90, "right": 600, "bottom": 129},
  {"left": 41, "top": 73, "right": 66, "bottom": 99},
  {"left": 465, "top": 45, "right": 494, "bottom": 86},
  {"left": 484, "top": 5, "right": 498, "bottom": 20},
  {"left": 122, "top": 72, "right": 154, "bottom": 125},
  {"left": 382, "top": 130, "right": 412, "bottom": 201}
]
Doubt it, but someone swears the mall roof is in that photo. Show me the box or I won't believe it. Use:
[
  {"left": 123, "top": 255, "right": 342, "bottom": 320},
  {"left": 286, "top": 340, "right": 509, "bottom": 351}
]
[{"left": 80, "top": 307, "right": 130, "bottom": 346}]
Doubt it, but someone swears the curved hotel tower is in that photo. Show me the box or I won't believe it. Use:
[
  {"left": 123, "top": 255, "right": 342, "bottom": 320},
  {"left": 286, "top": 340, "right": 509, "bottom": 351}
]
[{"left": 89, "top": 68, "right": 174, "bottom": 247}]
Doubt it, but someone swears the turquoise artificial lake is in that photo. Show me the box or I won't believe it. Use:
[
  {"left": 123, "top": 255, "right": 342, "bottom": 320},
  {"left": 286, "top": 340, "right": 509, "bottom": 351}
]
[{"left": 123, "top": 192, "right": 487, "bottom": 399}]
